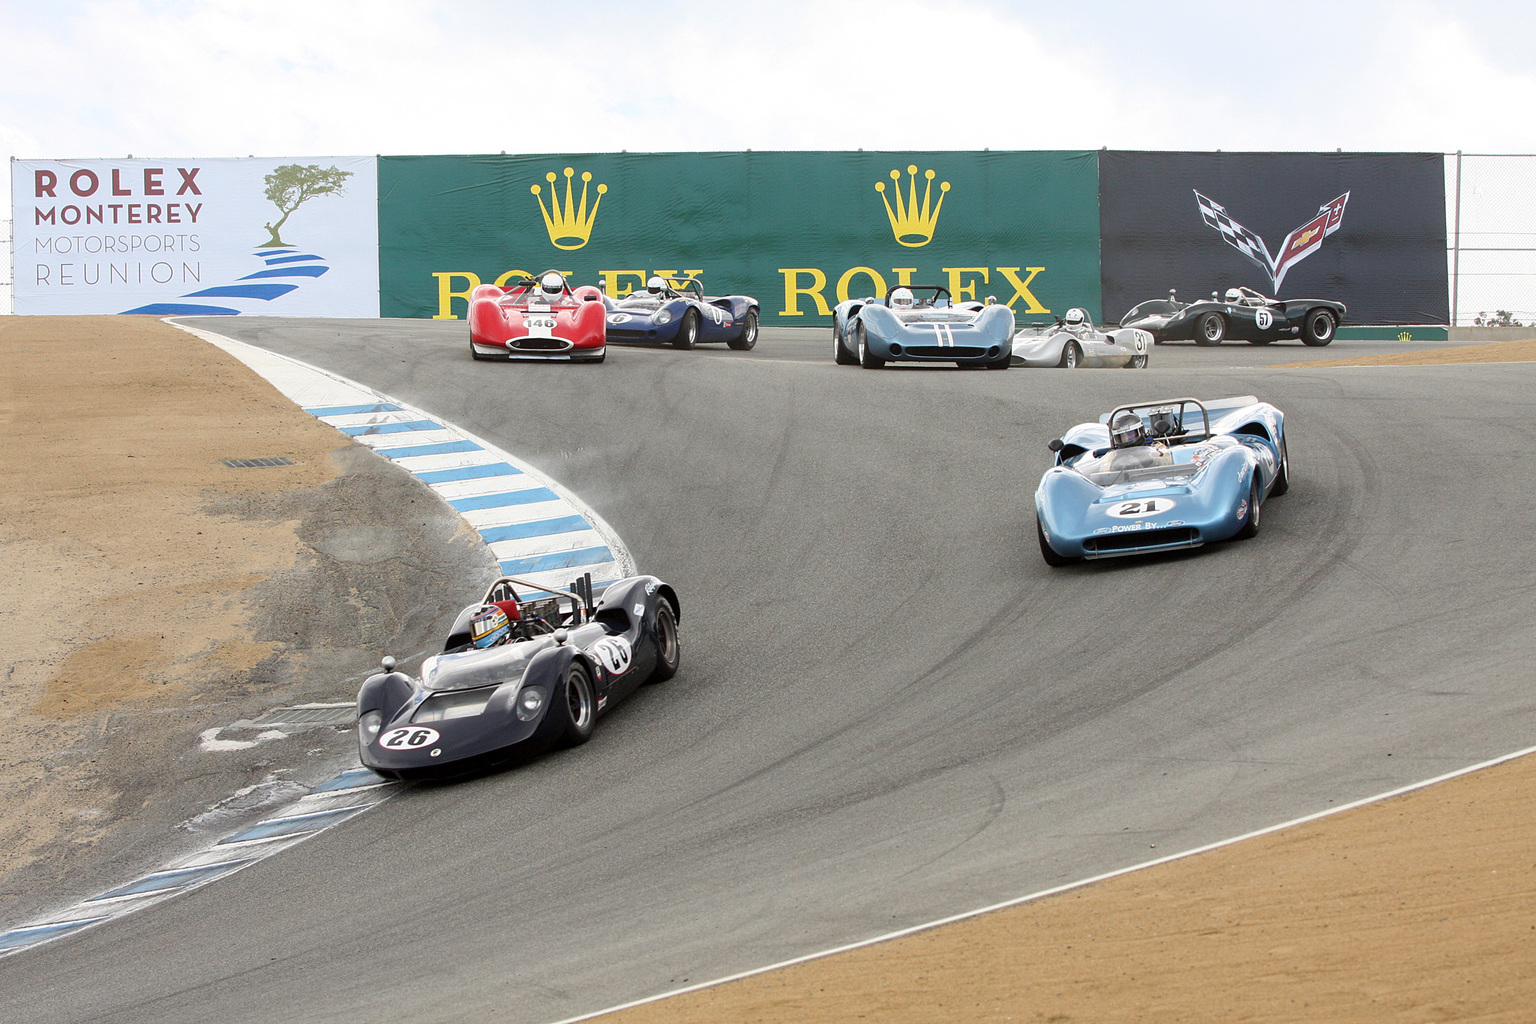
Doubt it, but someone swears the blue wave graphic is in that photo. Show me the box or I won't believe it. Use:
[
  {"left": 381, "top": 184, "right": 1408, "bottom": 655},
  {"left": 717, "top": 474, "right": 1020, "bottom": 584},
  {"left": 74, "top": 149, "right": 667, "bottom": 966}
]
[{"left": 121, "top": 247, "right": 330, "bottom": 316}]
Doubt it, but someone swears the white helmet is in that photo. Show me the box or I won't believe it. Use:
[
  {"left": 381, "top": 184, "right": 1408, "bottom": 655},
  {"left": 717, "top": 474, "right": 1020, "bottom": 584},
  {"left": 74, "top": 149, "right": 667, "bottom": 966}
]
[
  {"left": 1110, "top": 410, "right": 1145, "bottom": 448},
  {"left": 889, "top": 287, "right": 915, "bottom": 311},
  {"left": 1064, "top": 307, "right": 1089, "bottom": 328},
  {"left": 1224, "top": 287, "right": 1243, "bottom": 302},
  {"left": 540, "top": 272, "right": 565, "bottom": 298},
  {"left": 646, "top": 276, "right": 667, "bottom": 295}
]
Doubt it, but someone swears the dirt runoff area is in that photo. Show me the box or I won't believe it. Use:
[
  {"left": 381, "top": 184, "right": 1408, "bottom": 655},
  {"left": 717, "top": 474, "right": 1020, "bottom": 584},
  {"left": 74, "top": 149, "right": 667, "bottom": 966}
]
[
  {"left": 0, "top": 316, "right": 493, "bottom": 927},
  {"left": 1276, "top": 335, "right": 1536, "bottom": 368}
]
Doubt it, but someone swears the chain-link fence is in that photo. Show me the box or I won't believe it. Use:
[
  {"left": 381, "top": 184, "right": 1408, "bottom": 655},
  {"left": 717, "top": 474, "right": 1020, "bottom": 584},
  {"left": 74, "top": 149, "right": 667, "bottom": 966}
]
[
  {"left": 1448, "top": 153, "right": 1536, "bottom": 328},
  {"left": 1, "top": 218, "right": 12, "bottom": 315}
]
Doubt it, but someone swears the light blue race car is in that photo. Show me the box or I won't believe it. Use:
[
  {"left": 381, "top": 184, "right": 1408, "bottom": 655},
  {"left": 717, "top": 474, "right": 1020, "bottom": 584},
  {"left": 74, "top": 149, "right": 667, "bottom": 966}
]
[
  {"left": 833, "top": 285, "right": 1015, "bottom": 369},
  {"left": 1035, "top": 395, "right": 1288, "bottom": 565}
]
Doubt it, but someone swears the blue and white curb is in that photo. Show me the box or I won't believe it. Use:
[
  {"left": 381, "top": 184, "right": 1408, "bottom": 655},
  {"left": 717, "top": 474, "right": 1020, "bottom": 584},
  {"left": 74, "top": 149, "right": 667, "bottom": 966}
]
[
  {"left": 0, "top": 766, "right": 394, "bottom": 958},
  {"left": 172, "top": 322, "right": 636, "bottom": 596}
]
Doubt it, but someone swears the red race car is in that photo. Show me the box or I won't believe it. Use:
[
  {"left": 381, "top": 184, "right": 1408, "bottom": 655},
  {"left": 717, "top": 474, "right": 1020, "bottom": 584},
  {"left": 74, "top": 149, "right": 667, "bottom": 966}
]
[{"left": 468, "top": 270, "right": 607, "bottom": 363}]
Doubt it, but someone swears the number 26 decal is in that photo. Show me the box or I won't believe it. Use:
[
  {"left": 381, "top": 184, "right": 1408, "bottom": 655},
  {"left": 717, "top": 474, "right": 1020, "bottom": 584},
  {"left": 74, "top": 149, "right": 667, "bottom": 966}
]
[{"left": 1106, "top": 498, "right": 1177, "bottom": 519}]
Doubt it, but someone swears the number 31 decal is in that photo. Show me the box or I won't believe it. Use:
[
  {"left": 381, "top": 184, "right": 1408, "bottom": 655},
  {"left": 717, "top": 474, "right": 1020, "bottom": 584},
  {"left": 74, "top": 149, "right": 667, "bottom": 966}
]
[{"left": 1106, "top": 498, "right": 1177, "bottom": 519}]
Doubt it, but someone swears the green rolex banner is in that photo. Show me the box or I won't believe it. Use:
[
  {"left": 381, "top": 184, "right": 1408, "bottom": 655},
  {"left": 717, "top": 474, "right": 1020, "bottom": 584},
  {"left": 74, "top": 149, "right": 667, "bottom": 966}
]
[{"left": 378, "top": 151, "right": 1101, "bottom": 323}]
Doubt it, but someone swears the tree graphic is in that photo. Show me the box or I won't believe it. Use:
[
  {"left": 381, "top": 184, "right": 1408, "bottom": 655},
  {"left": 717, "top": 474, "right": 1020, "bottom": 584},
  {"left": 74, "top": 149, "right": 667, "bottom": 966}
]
[{"left": 259, "top": 163, "right": 353, "bottom": 247}]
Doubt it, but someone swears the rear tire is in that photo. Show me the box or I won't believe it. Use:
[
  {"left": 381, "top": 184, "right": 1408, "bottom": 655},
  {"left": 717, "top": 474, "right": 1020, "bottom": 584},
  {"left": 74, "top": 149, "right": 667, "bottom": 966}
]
[
  {"left": 1237, "top": 478, "right": 1262, "bottom": 539},
  {"left": 673, "top": 310, "right": 699, "bottom": 350},
  {"left": 556, "top": 661, "right": 596, "bottom": 746},
  {"left": 834, "top": 319, "right": 858, "bottom": 365},
  {"left": 1127, "top": 353, "right": 1147, "bottom": 368},
  {"left": 1038, "top": 518, "right": 1075, "bottom": 567},
  {"left": 648, "top": 601, "right": 680, "bottom": 683},
  {"left": 727, "top": 310, "right": 758, "bottom": 351},
  {"left": 1302, "top": 309, "right": 1336, "bottom": 346},
  {"left": 857, "top": 322, "right": 885, "bottom": 369},
  {"left": 1195, "top": 313, "right": 1225, "bottom": 346},
  {"left": 1057, "top": 341, "right": 1081, "bottom": 368}
]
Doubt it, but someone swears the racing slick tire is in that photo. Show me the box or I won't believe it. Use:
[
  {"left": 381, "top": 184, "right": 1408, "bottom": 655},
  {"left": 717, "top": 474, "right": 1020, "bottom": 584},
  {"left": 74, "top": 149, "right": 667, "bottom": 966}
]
[
  {"left": 984, "top": 348, "right": 1012, "bottom": 370},
  {"left": 1270, "top": 437, "right": 1290, "bottom": 497},
  {"left": 557, "top": 661, "right": 597, "bottom": 747},
  {"left": 647, "top": 600, "right": 680, "bottom": 683},
  {"left": 1127, "top": 353, "right": 1148, "bottom": 368},
  {"left": 1195, "top": 313, "right": 1226, "bottom": 346},
  {"left": 1057, "top": 341, "right": 1081, "bottom": 369},
  {"left": 1237, "top": 478, "right": 1262, "bottom": 539},
  {"left": 1037, "top": 518, "right": 1076, "bottom": 567},
  {"left": 857, "top": 322, "right": 885, "bottom": 369},
  {"left": 833, "top": 320, "right": 858, "bottom": 365},
  {"left": 1301, "top": 309, "right": 1337, "bottom": 346},
  {"left": 728, "top": 310, "right": 759, "bottom": 351},
  {"left": 673, "top": 310, "right": 700, "bottom": 350},
  {"left": 470, "top": 340, "right": 496, "bottom": 361}
]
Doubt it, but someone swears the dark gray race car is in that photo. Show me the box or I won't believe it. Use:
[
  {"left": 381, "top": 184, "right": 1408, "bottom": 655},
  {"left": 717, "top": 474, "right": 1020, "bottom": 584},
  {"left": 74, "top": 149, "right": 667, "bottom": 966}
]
[{"left": 1121, "top": 287, "right": 1346, "bottom": 347}]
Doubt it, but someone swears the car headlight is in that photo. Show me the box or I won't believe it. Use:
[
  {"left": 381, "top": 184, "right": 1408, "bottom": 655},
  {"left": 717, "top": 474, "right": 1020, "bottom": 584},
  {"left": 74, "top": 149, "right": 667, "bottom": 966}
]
[
  {"left": 358, "top": 710, "right": 383, "bottom": 743},
  {"left": 653, "top": 309, "right": 672, "bottom": 325},
  {"left": 515, "top": 686, "right": 547, "bottom": 722}
]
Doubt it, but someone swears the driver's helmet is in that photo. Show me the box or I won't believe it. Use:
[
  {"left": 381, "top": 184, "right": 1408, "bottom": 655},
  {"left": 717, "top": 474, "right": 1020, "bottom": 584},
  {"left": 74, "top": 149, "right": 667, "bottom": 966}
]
[
  {"left": 1224, "top": 287, "right": 1243, "bottom": 303},
  {"left": 645, "top": 275, "right": 667, "bottom": 296},
  {"left": 889, "top": 287, "right": 915, "bottom": 311},
  {"left": 539, "top": 272, "right": 565, "bottom": 300},
  {"left": 1110, "top": 410, "right": 1146, "bottom": 448},
  {"left": 1064, "top": 307, "right": 1089, "bottom": 330},
  {"left": 469, "top": 604, "right": 511, "bottom": 649}
]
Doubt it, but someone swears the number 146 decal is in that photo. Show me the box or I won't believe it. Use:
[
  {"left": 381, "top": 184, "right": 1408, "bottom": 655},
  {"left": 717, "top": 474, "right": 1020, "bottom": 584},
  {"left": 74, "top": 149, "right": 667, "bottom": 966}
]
[{"left": 1106, "top": 498, "right": 1177, "bottom": 519}]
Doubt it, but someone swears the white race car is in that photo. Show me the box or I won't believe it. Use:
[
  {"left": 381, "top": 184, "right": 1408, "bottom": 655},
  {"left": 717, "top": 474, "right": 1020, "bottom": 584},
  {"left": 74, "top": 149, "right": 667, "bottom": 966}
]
[{"left": 1011, "top": 308, "right": 1151, "bottom": 369}]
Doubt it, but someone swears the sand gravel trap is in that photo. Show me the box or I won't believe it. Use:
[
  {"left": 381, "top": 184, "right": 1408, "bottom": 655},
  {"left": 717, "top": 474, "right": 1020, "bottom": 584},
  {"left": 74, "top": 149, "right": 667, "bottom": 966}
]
[{"left": 1275, "top": 336, "right": 1536, "bottom": 368}]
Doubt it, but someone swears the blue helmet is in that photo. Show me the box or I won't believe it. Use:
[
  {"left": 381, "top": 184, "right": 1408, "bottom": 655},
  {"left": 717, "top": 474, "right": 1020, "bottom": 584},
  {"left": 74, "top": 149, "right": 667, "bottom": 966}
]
[{"left": 469, "top": 605, "right": 511, "bottom": 648}]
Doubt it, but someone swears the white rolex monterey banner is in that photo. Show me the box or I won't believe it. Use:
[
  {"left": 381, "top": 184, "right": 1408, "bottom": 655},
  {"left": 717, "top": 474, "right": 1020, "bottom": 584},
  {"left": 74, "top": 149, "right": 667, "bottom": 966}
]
[{"left": 12, "top": 156, "right": 378, "bottom": 316}]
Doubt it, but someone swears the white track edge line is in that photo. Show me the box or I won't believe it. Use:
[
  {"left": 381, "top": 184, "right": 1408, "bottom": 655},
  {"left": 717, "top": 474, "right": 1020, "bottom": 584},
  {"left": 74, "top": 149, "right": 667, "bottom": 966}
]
[
  {"left": 168, "top": 320, "right": 637, "bottom": 579},
  {"left": 544, "top": 742, "right": 1536, "bottom": 1024}
]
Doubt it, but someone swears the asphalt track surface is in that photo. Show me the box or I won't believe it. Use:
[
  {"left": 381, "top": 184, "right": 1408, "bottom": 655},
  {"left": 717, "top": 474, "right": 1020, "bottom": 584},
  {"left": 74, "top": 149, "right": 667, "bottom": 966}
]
[{"left": 5, "top": 323, "right": 1535, "bottom": 1024}]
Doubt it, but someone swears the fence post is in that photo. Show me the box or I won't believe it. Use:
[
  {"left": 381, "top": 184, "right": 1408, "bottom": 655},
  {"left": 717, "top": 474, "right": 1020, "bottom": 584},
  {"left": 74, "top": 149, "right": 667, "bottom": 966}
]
[{"left": 1451, "top": 150, "right": 1462, "bottom": 328}]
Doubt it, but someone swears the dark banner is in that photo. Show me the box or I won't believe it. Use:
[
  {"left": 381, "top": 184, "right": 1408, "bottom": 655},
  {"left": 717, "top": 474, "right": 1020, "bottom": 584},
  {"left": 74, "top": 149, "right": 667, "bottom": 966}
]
[
  {"left": 378, "top": 150, "right": 1101, "bottom": 323},
  {"left": 1099, "top": 151, "right": 1448, "bottom": 325}
]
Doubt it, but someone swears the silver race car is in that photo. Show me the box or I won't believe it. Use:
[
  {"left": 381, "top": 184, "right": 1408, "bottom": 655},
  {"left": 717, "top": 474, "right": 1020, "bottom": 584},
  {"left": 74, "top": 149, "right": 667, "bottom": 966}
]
[{"left": 1011, "top": 307, "right": 1151, "bottom": 368}]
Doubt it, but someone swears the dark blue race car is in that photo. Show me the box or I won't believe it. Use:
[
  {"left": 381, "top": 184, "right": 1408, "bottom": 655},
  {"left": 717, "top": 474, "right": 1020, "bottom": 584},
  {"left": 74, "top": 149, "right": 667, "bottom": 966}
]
[{"left": 603, "top": 277, "right": 759, "bottom": 350}]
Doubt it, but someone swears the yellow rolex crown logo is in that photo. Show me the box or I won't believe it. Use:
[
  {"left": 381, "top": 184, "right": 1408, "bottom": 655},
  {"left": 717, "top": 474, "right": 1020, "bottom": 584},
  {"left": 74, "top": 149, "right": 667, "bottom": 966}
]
[
  {"left": 531, "top": 167, "right": 608, "bottom": 250},
  {"left": 875, "top": 165, "right": 950, "bottom": 248}
]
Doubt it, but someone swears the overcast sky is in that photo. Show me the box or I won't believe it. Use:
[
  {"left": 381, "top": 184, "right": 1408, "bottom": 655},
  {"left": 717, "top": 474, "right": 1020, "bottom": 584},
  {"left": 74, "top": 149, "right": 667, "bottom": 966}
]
[{"left": 2, "top": 0, "right": 1533, "bottom": 185}]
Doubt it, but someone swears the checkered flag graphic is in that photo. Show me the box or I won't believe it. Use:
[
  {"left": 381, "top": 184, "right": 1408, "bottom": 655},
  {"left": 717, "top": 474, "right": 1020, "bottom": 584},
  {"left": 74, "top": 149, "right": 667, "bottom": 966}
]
[{"left": 1194, "top": 191, "right": 1278, "bottom": 285}]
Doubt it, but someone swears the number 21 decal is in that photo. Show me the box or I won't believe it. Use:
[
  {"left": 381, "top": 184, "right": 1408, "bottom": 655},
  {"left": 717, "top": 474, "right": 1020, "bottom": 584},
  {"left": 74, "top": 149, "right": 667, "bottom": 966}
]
[{"left": 1106, "top": 498, "right": 1177, "bottom": 519}]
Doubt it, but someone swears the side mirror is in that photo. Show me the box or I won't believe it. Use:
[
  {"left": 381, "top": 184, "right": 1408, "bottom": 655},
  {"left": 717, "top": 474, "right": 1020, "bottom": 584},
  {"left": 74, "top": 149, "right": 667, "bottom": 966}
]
[{"left": 1048, "top": 438, "right": 1064, "bottom": 452}]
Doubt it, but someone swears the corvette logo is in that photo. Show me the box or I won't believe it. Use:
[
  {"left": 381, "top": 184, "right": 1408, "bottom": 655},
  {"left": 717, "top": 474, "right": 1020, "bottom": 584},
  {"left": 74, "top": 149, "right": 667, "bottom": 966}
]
[
  {"left": 876, "top": 165, "right": 949, "bottom": 248},
  {"left": 532, "top": 166, "right": 607, "bottom": 250},
  {"left": 1194, "top": 190, "right": 1349, "bottom": 291}
]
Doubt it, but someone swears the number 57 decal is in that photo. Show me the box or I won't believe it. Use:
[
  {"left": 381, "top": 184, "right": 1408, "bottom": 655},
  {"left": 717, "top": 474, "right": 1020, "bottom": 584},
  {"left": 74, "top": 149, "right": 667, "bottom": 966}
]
[{"left": 1106, "top": 498, "right": 1177, "bottom": 519}]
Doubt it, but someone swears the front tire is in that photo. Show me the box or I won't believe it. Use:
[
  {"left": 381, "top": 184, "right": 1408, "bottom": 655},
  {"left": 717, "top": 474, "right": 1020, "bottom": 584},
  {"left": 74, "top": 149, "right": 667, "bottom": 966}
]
[
  {"left": 834, "top": 319, "right": 858, "bottom": 365},
  {"left": 1057, "top": 341, "right": 1081, "bottom": 369},
  {"left": 1269, "top": 437, "right": 1290, "bottom": 496},
  {"left": 673, "top": 310, "right": 699, "bottom": 350},
  {"left": 1237, "top": 478, "right": 1262, "bottom": 539},
  {"left": 1195, "top": 312, "right": 1226, "bottom": 346},
  {"left": 728, "top": 310, "right": 758, "bottom": 351},
  {"left": 857, "top": 322, "right": 885, "bottom": 369},
  {"left": 556, "top": 661, "right": 596, "bottom": 746},
  {"left": 648, "top": 601, "right": 680, "bottom": 683},
  {"left": 1038, "top": 518, "right": 1075, "bottom": 567},
  {"left": 1302, "top": 309, "right": 1337, "bottom": 346},
  {"left": 470, "top": 339, "right": 493, "bottom": 361},
  {"left": 1127, "top": 353, "right": 1147, "bottom": 368}
]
